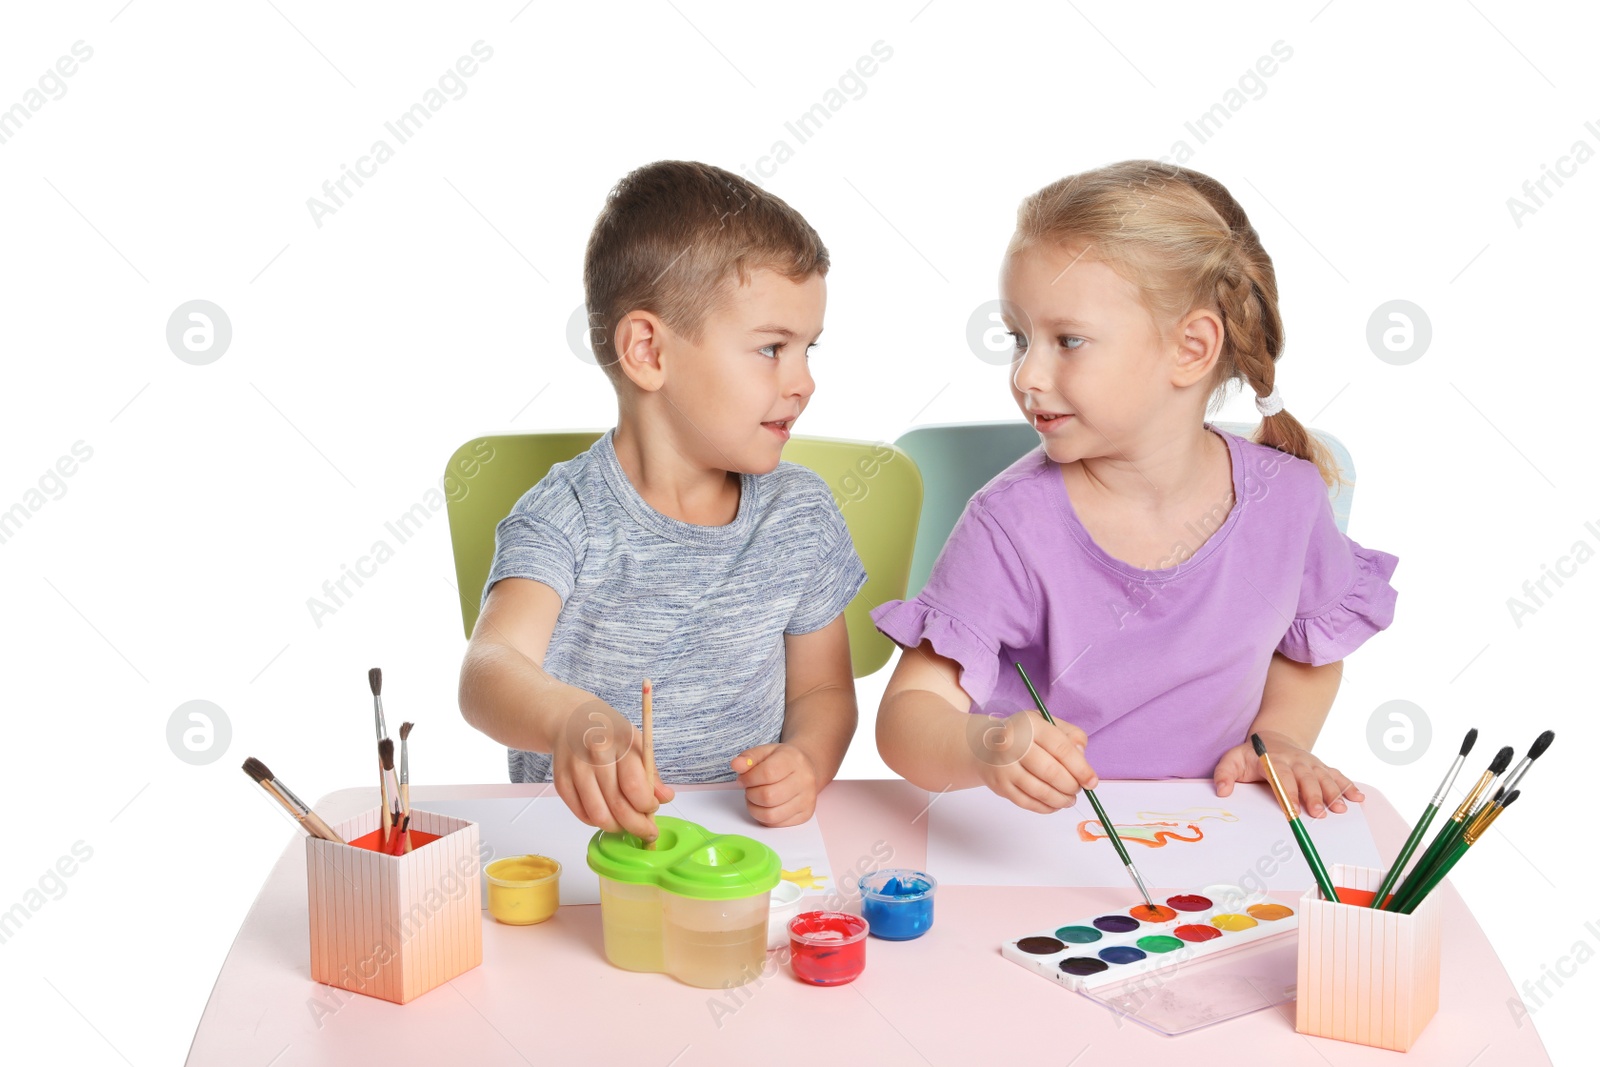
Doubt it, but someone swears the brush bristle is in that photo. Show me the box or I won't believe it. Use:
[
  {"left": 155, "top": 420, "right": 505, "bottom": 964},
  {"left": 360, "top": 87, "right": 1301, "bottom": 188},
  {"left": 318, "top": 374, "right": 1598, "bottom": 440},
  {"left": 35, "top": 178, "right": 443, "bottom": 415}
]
[
  {"left": 1490, "top": 785, "right": 1505, "bottom": 804},
  {"left": 399, "top": 721, "right": 413, "bottom": 741},
  {"left": 1500, "top": 789, "right": 1520, "bottom": 809},
  {"left": 379, "top": 738, "right": 394, "bottom": 770},
  {"left": 1251, "top": 733, "right": 1267, "bottom": 757},
  {"left": 1460, "top": 728, "right": 1478, "bottom": 756},
  {"left": 242, "top": 756, "right": 272, "bottom": 783},
  {"left": 1489, "top": 746, "right": 1513, "bottom": 775},
  {"left": 369, "top": 667, "right": 382, "bottom": 695},
  {"left": 1529, "top": 730, "right": 1554, "bottom": 760}
]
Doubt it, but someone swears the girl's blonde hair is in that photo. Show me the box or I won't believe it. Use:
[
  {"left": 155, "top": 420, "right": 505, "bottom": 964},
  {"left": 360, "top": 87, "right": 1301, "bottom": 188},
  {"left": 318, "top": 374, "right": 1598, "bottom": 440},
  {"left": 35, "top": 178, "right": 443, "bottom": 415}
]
[{"left": 1008, "top": 159, "right": 1343, "bottom": 488}]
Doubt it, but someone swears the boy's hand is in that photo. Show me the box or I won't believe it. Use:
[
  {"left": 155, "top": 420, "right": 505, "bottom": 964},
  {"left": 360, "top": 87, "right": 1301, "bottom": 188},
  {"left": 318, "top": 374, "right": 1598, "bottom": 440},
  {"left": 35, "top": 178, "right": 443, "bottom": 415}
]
[
  {"left": 553, "top": 701, "right": 674, "bottom": 840},
  {"left": 970, "top": 710, "right": 1098, "bottom": 814},
  {"left": 1212, "top": 730, "right": 1364, "bottom": 817},
  {"left": 732, "top": 743, "right": 818, "bottom": 828}
]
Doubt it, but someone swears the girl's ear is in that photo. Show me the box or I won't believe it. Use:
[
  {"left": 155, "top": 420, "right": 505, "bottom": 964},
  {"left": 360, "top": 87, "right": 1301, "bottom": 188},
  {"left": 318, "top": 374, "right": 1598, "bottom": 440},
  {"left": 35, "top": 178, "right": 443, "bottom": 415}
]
[
  {"left": 613, "top": 310, "right": 668, "bottom": 392},
  {"left": 1172, "top": 307, "right": 1224, "bottom": 387}
]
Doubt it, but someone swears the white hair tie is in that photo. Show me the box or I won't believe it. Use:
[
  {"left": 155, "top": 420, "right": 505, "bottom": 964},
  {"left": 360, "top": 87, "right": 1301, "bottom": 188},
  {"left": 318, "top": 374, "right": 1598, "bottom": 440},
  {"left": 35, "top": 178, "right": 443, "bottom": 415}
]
[{"left": 1255, "top": 386, "right": 1285, "bottom": 417}]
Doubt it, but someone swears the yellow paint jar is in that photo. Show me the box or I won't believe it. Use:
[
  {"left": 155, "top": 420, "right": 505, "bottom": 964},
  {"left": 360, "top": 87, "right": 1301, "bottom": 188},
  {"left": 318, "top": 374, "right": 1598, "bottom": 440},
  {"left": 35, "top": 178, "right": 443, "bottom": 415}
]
[{"left": 486, "top": 855, "right": 561, "bottom": 925}]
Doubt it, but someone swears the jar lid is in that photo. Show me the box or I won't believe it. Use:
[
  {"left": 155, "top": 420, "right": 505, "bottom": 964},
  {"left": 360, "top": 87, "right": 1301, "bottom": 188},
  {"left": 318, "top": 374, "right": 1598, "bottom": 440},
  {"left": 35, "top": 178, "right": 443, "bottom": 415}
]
[
  {"left": 585, "top": 815, "right": 703, "bottom": 883},
  {"left": 658, "top": 835, "right": 780, "bottom": 901},
  {"left": 586, "top": 815, "right": 780, "bottom": 900}
]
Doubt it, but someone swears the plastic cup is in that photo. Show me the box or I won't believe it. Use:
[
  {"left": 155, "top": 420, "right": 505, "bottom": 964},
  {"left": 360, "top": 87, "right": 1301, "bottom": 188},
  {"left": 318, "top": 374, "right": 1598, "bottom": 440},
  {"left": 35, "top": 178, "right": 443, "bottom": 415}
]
[
  {"left": 789, "top": 910, "right": 868, "bottom": 985},
  {"left": 485, "top": 855, "right": 561, "bottom": 925},
  {"left": 858, "top": 868, "right": 937, "bottom": 940},
  {"left": 767, "top": 880, "right": 804, "bottom": 950}
]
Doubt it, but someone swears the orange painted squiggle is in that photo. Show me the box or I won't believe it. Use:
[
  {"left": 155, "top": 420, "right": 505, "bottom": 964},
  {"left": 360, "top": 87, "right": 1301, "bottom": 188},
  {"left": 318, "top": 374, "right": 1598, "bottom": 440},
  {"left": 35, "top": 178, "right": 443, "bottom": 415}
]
[{"left": 1076, "top": 806, "right": 1238, "bottom": 848}]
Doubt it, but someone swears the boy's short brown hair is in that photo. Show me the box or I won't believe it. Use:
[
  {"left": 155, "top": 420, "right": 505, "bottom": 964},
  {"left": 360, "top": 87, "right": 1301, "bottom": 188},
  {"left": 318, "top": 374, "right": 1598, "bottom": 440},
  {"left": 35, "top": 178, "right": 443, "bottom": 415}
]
[{"left": 583, "top": 160, "right": 829, "bottom": 382}]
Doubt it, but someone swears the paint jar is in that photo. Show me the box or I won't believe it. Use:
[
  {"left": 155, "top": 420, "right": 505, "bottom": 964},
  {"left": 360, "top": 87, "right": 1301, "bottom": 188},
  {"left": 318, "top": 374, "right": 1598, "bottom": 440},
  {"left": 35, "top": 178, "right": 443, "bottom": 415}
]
[
  {"left": 789, "top": 911, "right": 868, "bottom": 986},
  {"left": 767, "top": 879, "right": 804, "bottom": 950},
  {"left": 485, "top": 855, "right": 561, "bottom": 925},
  {"left": 1296, "top": 864, "right": 1442, "bottom": 1052},
  {"left": 587, "top": 816, "right": 780, "bottom": 988},
  {"left": 858, "top": 868, "right": 937, "bottom": 940}
]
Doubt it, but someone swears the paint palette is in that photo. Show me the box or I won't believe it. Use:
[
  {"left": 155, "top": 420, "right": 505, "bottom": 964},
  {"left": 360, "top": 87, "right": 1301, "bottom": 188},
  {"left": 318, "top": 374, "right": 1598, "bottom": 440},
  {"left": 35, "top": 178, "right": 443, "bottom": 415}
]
[{"left": 1002, "top": 891, "right": 1299, "bottom": 992}]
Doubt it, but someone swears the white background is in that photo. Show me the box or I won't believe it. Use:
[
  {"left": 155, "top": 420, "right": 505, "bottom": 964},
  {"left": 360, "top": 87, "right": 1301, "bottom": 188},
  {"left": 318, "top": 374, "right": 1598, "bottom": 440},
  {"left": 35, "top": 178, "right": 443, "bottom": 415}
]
[{"left": 1, "top": 1, "right": 1594, "bottom": 1063}]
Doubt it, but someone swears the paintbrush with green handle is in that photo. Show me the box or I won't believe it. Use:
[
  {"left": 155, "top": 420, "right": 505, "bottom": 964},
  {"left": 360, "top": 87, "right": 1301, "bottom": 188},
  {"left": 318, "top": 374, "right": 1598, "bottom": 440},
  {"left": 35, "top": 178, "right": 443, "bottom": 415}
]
[
  {"left": 1397, "top": 789, "right": 1520, "bottom": 914},
  {"left": 1013, "top": 662, "right": 1157, "bottom": 915},
  {"left": 1252, "top": 733, "right": 1342, "bottom": 904},
  {"left": 1383, "top": 744, "right": 1513, "bottom": 911},
  {"left": 1370, "top": 727, "right": 1477, "bottom": 908}
]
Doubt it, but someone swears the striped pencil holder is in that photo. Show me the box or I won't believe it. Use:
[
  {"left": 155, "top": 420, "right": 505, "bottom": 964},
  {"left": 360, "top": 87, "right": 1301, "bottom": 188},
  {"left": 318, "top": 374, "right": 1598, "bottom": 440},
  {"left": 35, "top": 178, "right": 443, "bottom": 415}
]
[
  {"left": 306, "top": 807, "right": 483, "bottom": 1004},
  {"left": 1295, "top": 863, "right": 1442, "bottom": 1052}
]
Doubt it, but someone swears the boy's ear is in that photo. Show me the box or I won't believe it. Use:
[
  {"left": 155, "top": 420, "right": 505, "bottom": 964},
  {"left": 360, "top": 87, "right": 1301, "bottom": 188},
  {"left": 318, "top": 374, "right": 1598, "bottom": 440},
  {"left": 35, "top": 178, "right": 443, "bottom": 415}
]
[
  {"left": 1171, "top": 307, "right": 1223, "bottom": 388},
  {"left": 612, "top": 310, "right": 668, "bottom": 392}
]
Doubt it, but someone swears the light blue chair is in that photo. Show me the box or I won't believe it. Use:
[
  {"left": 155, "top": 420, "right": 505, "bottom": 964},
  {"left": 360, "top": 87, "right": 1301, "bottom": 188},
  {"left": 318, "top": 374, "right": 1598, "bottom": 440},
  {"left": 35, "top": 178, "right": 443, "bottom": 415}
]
[{"left": 894, "top": 420, "right": 1356, "bottom": 598}]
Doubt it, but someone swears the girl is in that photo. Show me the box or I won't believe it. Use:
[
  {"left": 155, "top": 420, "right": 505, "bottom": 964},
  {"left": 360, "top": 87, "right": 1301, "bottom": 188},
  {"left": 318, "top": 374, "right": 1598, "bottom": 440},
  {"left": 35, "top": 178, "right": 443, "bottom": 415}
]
[{"left": 872, "top": 160, "right": 1397, "bottom": 820}]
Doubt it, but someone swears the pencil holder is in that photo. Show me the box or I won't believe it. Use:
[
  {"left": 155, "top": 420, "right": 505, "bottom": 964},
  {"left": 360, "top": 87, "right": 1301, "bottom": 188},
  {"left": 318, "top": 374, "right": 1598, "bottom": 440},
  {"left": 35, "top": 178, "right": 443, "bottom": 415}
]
[
  {"left": 1295, "top": 863, "right": 1441, "bottom": 1052},
  {"left": 306, "top": 807, "right": 483, "bottom": 1004}
]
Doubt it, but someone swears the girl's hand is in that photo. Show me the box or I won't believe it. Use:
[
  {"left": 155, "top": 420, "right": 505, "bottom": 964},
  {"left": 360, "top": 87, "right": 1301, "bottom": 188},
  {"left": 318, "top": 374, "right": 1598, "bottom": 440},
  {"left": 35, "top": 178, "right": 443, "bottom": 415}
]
[
  {"left": 733, "top": 743, "right": 819, "bottom": 827},
  {"left": 971, "top": 711, "right": 1098, "bottom": 813},
  {"left": 1212, "top": 730, "right": 1364, "bottom": 817}
]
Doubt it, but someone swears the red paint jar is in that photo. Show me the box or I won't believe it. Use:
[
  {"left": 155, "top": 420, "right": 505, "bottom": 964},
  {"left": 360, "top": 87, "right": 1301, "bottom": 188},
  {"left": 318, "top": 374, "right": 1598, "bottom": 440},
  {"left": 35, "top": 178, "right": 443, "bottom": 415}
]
[{"left": 788, "top": 910, "right": 868, "bottom": 986}]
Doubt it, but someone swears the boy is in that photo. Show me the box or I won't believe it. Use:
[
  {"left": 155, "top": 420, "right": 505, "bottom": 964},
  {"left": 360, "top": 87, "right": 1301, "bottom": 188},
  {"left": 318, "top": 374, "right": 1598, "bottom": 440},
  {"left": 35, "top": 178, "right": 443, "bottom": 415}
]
[{"left": 458, "top": 161, "right": 865, "bottom": 839}]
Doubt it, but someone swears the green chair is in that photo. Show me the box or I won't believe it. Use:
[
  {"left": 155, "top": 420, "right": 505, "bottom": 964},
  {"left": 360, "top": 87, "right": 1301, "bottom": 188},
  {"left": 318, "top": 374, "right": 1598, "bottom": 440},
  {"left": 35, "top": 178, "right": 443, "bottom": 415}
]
[
  {"left": 444, "top": 432, "right": 922, "bottom": 678},
  {"left": 894, "top": 420, "right": 1358, "bottom": 598}
]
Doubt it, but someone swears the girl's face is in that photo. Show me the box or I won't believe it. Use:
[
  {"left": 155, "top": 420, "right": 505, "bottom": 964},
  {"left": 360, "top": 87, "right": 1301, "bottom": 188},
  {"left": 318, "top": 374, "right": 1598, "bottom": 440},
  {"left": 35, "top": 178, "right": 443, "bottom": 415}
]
[{"left": 1000, "top": 243, "right": 1175, "bottom": 466}]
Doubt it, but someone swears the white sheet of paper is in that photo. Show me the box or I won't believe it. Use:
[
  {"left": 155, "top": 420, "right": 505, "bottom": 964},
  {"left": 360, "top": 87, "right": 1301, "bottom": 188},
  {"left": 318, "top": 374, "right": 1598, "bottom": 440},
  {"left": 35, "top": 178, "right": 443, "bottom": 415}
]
[
  {"left": 926, "top": 780, "right": 1380, "bottom": 891},
  {"left": 423, "top": 788, "right": 834, "bottom": 907}
]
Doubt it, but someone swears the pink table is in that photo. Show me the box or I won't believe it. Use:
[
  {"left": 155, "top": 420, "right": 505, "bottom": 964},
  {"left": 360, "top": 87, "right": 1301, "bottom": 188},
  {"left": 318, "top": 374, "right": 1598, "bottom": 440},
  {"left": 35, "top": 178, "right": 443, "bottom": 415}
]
[{"left": 188, "top": 780, "right": 1549, "bottom": 1065}]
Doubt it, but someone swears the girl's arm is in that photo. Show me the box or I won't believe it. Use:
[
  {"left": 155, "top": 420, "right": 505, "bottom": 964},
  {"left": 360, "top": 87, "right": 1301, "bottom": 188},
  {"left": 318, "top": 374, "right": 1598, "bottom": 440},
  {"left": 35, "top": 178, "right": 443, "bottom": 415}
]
[
  {"left": 877, "top": 640, "right": 1096, "bottom": 811},
  {"left": 1213, "top": 651, "right": 1366, "bottom": 816}
]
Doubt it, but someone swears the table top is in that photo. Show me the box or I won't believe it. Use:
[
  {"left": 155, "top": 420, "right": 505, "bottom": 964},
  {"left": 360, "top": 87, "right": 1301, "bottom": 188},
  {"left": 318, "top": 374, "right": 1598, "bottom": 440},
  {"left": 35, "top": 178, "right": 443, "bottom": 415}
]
[{"left": 187, "top": 779, "right": 1550, "bottom": 1066}]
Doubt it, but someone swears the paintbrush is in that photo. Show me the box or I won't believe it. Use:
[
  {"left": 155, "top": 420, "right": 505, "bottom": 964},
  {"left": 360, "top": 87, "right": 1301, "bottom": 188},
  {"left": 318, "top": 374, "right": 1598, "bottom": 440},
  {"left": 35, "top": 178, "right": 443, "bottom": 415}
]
[
  {"left": 379, "top": 738, "right": 400, "bottom": 848},
  {"left": 398, "top": 722, "right": 414, "bottom": 853},
  {"left": 1252, "top": 733, "right": 1341, "bottom": 904},
  {"left": 1397, "top": 789, "right": 1520, "bottom": 914},
  {"left": 642, "top": 679, "right": 658, "bottom": 850},
  {"left": 1501, "top": 730, "right": 1554, "bottom": 796},
  {"left": 1389, "top": 785, "right": 1504, "bottom": 913},
  {"left": 369, "top": 667, "right": 389, "bottom": 742},
  {"left": 242, "top": 757, "right": 345, "bottom": 843},
  {"left": 1383, "top": 744, "right": 1513, "bottom": 911},
  {"left": 369, "top": 668, "right": 392, "bottom": 843},
  {"left": 387, "top": 814, "right": 412, "bottom": 856},
  {"left": 1370, "top": 727, "right": 1478, "bottom": 908},
  {"left": 1014, "top": 663, "right": 1156, "bottom": 914}
]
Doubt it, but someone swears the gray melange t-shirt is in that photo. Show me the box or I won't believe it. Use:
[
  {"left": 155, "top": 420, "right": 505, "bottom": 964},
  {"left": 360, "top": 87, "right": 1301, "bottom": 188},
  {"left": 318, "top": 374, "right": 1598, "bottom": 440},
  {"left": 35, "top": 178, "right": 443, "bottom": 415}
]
[{"left": 481, "top": 428, "right": 868, "bottom": 784}]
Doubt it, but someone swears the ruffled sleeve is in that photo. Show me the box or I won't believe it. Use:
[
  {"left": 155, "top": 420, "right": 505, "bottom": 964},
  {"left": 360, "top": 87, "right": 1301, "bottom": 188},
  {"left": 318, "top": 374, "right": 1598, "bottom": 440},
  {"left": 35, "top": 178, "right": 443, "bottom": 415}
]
[
  {"left": 870, "top": 497, "right": 1038, "bottom": 707},
  {"left": 1275, "top": 488, "right": 1400, "bottom": 665}
]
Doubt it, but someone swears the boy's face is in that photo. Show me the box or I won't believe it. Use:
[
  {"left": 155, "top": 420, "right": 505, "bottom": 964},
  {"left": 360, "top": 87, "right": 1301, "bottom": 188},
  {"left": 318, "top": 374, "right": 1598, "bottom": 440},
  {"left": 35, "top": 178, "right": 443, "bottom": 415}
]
[
  {"left": 1000, "top": 245, "right": 1172, "bottom": 466},
  {"left": 660, "top": 267, "right": 825, "bottom": 475}
]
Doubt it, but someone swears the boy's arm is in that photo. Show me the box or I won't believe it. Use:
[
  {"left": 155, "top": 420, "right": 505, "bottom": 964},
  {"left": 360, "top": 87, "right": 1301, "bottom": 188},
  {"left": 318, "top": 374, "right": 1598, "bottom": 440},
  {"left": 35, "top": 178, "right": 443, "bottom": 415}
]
[
  {"left": 458, "top": 577, "right": 590, "bottom": 753},
  {"left": 1213, "top": 652, "right": 1365, "bottom": 816},
  {"left": 732, "top": 613, "right": 857, "bottom": 827},
  {"left": 460, "top": 577, "right": 670, "bottom": 838},
  {"left": 778, "top": 613, "right": 858, "bottom": 786}
]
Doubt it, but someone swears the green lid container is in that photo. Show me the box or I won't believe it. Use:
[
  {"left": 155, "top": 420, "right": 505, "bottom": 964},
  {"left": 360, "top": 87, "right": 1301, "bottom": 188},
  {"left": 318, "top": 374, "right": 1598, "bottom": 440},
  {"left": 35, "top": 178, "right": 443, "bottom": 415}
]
[{"left": 587, "top": 815, "right": 780, "bottom": 901}]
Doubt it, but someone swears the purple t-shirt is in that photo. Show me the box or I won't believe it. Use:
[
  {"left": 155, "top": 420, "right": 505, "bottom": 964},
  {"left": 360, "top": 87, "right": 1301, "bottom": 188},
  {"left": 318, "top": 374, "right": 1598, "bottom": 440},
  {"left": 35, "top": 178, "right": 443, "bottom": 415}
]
[{"left": 870, "top": 423, "right": 1399, "bottom": 779}]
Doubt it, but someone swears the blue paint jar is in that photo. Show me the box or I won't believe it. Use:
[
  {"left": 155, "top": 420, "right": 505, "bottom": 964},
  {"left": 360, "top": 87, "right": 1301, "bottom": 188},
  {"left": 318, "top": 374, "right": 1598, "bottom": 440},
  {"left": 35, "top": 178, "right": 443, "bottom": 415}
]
[{"left": 858, "top": 868, "right": 937, "bottom": 941}]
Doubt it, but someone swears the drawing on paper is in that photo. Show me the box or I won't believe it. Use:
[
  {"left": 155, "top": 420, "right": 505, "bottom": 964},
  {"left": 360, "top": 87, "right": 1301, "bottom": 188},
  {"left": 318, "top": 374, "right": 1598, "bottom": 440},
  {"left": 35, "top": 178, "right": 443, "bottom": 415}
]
[{"left": 1077, "top": 806, "right": 1240, "bottom": 848}]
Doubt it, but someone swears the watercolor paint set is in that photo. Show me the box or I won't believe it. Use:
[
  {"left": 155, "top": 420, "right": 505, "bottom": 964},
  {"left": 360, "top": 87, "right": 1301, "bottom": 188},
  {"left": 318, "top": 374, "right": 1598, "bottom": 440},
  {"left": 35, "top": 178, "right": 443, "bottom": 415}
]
[
  {"left": 1003, "top": 889, "right": 1298, "bottom": 991},
  {"left": 1002, "top": 888, "right": 1303, "bottom": 1034}
]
